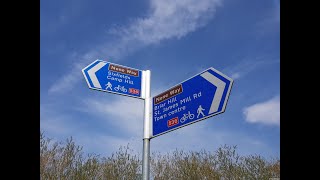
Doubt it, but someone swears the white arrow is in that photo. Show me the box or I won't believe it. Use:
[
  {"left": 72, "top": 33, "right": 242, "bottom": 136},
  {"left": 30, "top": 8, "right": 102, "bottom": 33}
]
[
  {"left": 83, "top": 61, "right": 107, "bottom": 89},
  {"left": 200, "top": 71, "right": 226, "bottom": 114}
]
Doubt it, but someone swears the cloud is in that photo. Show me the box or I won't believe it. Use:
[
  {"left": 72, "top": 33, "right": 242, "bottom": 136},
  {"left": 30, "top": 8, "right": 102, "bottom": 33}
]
[
  {"left": 40, "top": 98, "right": 144, "bottom": 157},
  {"left": 151, "top": 122, "right": 275, "bottom": 157},
  {"left": 255, "top": 0, "right": 280, "bottom": 37},
  {"left": 40, "top": 104, "right": 76, "bottom": 136},
  {"left": 110, "top": 0, "right": 222, "bottom": 44},
  {"left": 224, "top": 57, "right": 279, "bottom": 80},
  {"left": 77, "top": 96, "right": 144, "bottom": 136},
  {"left": 76, "top": 134, "right": 142, "bottom": 157},
  {"left": 48, "top": 0, "right": 223, "bottom": 94},
  {"left": 47, "top": 51, "right": 99, "bottom": 94},
  {"left": 41, "top": 91, "right": 278, "bottom": 158},
  {"left": 48, "top": 63, "right": 83, "bottom": 94},
  {"left": 230, "top": 72, "right": 240, "bottom": 80},
  {"left": 243, "top": 96, "right": 280, "bottom": 126}
]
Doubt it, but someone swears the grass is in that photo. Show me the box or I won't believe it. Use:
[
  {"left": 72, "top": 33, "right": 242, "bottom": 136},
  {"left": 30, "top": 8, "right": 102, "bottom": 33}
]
[{"left": 40, "top": 132, "right": 280, "bottom": 179}]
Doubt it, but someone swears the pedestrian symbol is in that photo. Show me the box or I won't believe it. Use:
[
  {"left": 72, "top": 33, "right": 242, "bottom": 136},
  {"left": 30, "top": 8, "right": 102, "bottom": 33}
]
[
  {"left": 197, "top": 105, "right": 205, "bottom": 118},
  {"left": 105, "top": 82, "right": 113, "bottom": 90}
]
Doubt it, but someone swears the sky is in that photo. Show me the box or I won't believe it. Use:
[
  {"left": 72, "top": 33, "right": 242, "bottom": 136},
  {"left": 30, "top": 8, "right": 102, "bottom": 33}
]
[{"left": 40, "top": 0, "right": 280, "bottom": 159}]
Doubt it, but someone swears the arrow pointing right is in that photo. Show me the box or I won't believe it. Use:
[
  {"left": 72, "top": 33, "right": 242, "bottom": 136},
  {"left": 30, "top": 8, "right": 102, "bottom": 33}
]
[
  {"left": 200, "top": 71, "right": 226, "bottom": 114},
  {"left": 152, "top": 67, "right": 233, "bottom": 138}
]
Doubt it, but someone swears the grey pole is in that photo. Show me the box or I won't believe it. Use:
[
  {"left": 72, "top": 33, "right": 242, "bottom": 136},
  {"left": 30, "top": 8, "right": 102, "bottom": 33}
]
[
  {"left": 142, "top": 70, "right": 151, "bottom": 180},
  {"left": 142, "top": 138, "right": 150, "bottom": 180}
]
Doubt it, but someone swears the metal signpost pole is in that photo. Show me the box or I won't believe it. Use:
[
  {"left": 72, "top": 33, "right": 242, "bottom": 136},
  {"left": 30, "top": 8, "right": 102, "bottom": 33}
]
[
  {"left": 83, "top": 60, "right": 151, "bottom": 179},
  {"left": 142, "top": 70, "right": 151, "bottom": 180},
  {"left": 82, "top": 60, "right": 233, "bottom": 180}
]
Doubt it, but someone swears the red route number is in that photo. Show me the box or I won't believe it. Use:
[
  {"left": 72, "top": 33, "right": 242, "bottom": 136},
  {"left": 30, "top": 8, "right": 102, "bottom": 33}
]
[
  {"left": 167, "top": 117, "right": 179, "bottom": 127},
  {"left": 129, "top": 88, "right": 140, "bottom": 95}
]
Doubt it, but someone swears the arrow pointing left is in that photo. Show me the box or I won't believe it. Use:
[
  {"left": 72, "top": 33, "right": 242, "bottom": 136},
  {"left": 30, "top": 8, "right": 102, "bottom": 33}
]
[
  {"left": 82, "top": 59, "right": 144, "bottom": 99},
  {"left": 83, "top": 61, "right": 107, "bottom": 89}
]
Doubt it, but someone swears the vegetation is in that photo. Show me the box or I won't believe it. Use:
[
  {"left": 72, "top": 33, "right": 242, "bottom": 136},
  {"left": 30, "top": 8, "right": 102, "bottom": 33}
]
[{"left": 40, "top": 132, "right": 280, "bottom": 179}]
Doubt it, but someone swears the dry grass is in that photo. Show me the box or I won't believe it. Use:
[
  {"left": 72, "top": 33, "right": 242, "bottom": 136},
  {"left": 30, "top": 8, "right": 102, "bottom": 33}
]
[{"left": 40, "top": 132, "right": 280, "bottom": 179}]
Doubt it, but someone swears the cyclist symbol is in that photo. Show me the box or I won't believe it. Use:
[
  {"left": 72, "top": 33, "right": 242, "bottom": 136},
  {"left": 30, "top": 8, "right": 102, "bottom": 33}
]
[
  {"left": 180, "top": 111, "right": 195, "bottom": 123},
  {"left": 114, "top": 85, "right": 127, "bottom": 92}
]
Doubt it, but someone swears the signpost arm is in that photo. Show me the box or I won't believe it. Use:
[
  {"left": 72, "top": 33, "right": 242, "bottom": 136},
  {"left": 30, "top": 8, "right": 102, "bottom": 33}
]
[{"left": 142, "top": 70, "right": 151, "bottom": 180}]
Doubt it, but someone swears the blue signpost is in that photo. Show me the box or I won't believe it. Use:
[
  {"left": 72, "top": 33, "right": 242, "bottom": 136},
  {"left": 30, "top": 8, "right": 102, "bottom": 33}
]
[
  {"left": 82, "top": 61, "right": 234, "bottom": 179},
  {"left": 82, "top": 59, "right": 144, "bottom": 99},
  {"left": 152, "top": 67, "right": 234, "bottom": 137}
]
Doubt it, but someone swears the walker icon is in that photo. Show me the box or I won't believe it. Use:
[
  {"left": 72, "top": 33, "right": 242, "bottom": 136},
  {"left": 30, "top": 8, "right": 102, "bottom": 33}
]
[
  {"left": 197, "top": 105, "right": 205, "bottom": 118},
  {"left": 105, "top": 82, "right": 113, "bottom": 90}
]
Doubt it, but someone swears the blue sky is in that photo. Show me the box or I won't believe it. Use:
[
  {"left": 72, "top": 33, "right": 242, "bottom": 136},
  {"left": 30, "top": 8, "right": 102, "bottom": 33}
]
[{"left": 40, "top": 0, "right": 280, "bottom": 159}]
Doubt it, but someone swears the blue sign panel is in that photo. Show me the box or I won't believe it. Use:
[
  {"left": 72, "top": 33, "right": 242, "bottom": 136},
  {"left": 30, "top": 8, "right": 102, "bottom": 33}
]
[
  {"left": 152, "top": 67, "right": 234, "bottom": 137},
  {"left": 82, "top": 59, "right": 143, "bottom": 99}
]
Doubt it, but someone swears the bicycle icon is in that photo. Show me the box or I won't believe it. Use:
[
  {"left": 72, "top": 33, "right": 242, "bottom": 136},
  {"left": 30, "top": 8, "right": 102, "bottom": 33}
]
[
  {"left": 114, "top": 85, "right": 127, "bottom": 93},
  {"left": 180, "top": 111, "right": 195, "bottom": 123}
]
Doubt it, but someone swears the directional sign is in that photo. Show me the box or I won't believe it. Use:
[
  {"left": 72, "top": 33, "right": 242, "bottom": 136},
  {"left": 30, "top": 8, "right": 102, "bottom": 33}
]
[
  {"left": 152, "top": 67, "right": 234, "bottom": 137},
  {"left": 82, "top": 59, "right": 144, "bottom": 99}
]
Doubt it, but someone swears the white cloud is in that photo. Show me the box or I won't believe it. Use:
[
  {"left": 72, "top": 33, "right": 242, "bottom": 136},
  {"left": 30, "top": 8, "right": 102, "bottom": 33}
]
[
  {"left": 41, "top": 98, "right": 144, "bottom": 157},
  {"left": 41, "top": 0, "right": 89, "bottom": 38},
  {"left": 224, "top": 57, "right": 279, "bottom": 80},
  {"left": 230, "top": 72, "right": 240, "bottom": 80},
  {"left": 255, "top": 0, "right": 280, "bottom": 37},
  {"left": 78, "top": 96, "right": 144, "bottom": 136},
  {"left": 41, "top": 92, "right": 277, "bottom": 158},
  {"left": 69, "top": 115, "right": 273, "bottom": 157},
  {"left": 48, "top": 0, "right": 223, "bottom": 94},
  {"left": 151, "top": 122, "right": 273, "bottom": 157},
  {"left": 243, "top": 96, "right": 280, "bottom": 126},
  {"left": 47, "top": 50, "right": 100, "bottom": 94},
  {"left": 40, "top": 104, "right": 76, "bottom": 135},
  {"left": 76, "top": 134, "right": 142, "bottom": 157},
  {"left": 111, "top": 0, "right": 222, "bottom": 44},
  {"left": 48, "top": 63, "right": 83, "bottom": 94},
  {"left": 41, "top": 115, "right": 72, "bottom": 135}
]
